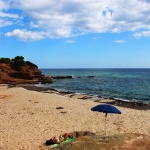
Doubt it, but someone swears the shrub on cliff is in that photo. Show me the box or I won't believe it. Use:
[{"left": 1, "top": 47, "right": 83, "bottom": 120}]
[
  {"left": 0, "top": 56, "right": 38, "bottom": 71},
  {"left": 26, "top": 61, "right": 38, "bottom": 69},
  {"left": 11, "top": 56, "right": 25, "bottom": 70},
  {"left": 0, "top": 58, "right": 11, "bottom": 64}
]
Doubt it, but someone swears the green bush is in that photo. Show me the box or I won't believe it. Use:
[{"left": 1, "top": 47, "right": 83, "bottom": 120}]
[
  {"left": 11, "top": 56, "right": 25, "bottom": 70},
  {"left": 0, "top": 56, "right": 38, "bottom": 71},
  {"left": 0, "top": 58, "right": 11, "bottom": 64},
  {"left": 26, "top": 61, "right": 38, "bottom": 68}
]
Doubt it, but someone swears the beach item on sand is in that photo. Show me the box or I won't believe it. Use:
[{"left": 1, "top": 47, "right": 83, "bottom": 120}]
[
  {"left": 52, "top": 132, "right": 88, "bottom": 147},
  {"left": 53, "top": 137, "right": 75, "bottom": 147},
  {"left": 45, "top": 133, "right": 75, "bottom": 147},
  {"left": 91, "top": 104, "right": 121, "bottom": 135}
]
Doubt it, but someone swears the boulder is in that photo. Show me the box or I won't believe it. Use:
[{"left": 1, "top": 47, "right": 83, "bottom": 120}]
[{"left": 38, "top": 76, "right": 53, "bottom": 84}]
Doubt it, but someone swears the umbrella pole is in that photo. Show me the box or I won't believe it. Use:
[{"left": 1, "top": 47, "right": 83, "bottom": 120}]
[{"left": 105, "top": 116, "right": 106, "bottom": 135}]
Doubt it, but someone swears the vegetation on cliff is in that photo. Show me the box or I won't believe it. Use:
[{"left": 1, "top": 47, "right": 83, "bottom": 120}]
[{"left": 0, "top": 56, "right": 37, "bottom": 70}]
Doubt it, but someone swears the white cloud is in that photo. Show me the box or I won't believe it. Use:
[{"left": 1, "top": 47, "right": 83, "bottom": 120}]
[
  {"left": 0, "top": 11, "right": 19, "bottom": 19},
  {"left": 1, "top": 0, "right": 150, "bottom": 40},
  {"left": 93, "top": 36, "right": 102, "bottom": 40},
  {"left": 134, "top": 31, "right": 150, "bottom": 38},
  {"left": 65, "top": 39, "right": 75, "bottom": 43},
  {"left": 5, "top": 29, "right": 45, "bottom": 41},
  {"left": 0, "top": 0, "right": 9, "bottom": 10},
  {"left": 114, "top": 40, "right": 125, "bottom": 43},
  {"left": 0, "top": 19, "right": 12, "bottom": 27},
  {"left": 0, "top": 0, "right": 19, "bottom": 27}
]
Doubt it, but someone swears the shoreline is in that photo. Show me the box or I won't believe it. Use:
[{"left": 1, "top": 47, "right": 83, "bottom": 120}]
[{"left": 15, "top": 84, "right": 150, "bottom": 110}]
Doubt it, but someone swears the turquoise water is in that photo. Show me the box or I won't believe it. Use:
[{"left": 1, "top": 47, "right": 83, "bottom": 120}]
[{"left": 40, "top": 69, "right": 150, "bottom": 103}]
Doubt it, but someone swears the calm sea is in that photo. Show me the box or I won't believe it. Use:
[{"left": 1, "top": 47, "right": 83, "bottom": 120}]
[{"left": 39, "top": 69, "right": 150, "bottom": 104}]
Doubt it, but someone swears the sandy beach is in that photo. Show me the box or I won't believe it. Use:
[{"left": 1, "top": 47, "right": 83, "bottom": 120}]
[{"left": 0, "top": 84, "right": 150, "bottom": 150}]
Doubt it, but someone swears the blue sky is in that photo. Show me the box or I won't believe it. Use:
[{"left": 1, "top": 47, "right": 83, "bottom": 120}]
[{"left": 0, "top": 0, "right": 150, "bottom": 68}]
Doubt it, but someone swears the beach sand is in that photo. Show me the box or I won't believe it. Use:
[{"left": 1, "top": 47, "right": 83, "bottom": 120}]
[{"left": 0, "top": 84, "right": 150, "bottom": 150}]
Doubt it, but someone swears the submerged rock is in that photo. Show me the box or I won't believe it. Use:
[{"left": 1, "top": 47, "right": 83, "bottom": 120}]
[{"left": 52, "top": 76, "right": 73, "bottom": 79}]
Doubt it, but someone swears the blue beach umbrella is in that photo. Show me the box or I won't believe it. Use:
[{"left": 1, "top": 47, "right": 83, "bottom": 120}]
[{"left": 91, "top": 104, "right": 121, "bottom": 135}]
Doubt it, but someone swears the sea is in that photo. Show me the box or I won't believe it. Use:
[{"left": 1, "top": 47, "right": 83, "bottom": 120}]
[{"left": 39, "top": 68, "right": 150, "bottom": 104}]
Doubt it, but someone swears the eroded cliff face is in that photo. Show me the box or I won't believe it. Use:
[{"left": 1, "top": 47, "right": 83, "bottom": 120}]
[{"left": 0, "top": 63, "right": 52, "bottom": 84}]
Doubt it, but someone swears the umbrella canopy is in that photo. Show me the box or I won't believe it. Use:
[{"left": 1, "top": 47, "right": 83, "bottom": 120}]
[
  {"left": 91, "top": 104, "right": 121, "bottom": 117},
  {"left": 91, "top": 104, "right": 121, "bottom": 135}
]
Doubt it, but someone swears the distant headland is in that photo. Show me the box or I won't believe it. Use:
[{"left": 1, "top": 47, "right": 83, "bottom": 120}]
[{"left": 0, "top": 56, "right": 52, "bottom": 84}]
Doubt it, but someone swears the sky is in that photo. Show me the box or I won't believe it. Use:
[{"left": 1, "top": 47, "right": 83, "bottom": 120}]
[{"left": 0, "top": 0, "right": 150, "bottom": 68}]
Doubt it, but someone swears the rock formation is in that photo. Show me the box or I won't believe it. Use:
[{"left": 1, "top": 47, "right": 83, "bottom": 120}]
[{"left": 0, "top": 56, "right": 52, "bottom": 84}]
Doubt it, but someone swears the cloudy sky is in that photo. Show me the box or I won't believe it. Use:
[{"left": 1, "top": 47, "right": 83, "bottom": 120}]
[{"left": 1, "top": 0, "right": 150, "bottom": 68}]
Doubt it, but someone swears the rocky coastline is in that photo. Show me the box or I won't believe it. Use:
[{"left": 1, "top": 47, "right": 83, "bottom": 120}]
[{"left": 13, "top": 84, "right": 150, "bottom": 111}]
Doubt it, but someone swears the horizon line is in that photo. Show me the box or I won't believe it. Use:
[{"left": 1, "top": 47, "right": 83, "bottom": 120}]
[{"left": 39, "top": 68, "right": 150, "bottom": 69}]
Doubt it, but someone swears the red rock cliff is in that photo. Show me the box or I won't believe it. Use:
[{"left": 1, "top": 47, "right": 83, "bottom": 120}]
[{"left": 0, "top": 57, "right": 52, "bottom": 84}]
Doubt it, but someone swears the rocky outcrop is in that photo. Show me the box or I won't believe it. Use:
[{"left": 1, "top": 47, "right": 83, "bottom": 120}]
[
  {"left": 38, "top": 76, "right": 53, "bottom": 84},
  {"left": 0, "top": 57, "right": 53, "bottom": 84}
]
